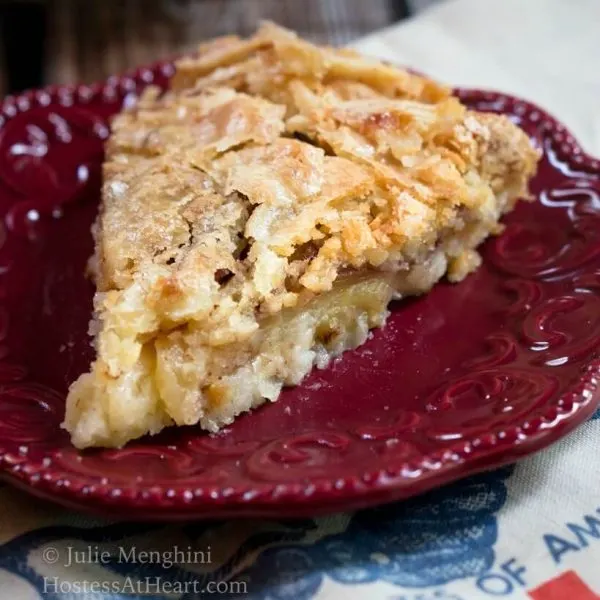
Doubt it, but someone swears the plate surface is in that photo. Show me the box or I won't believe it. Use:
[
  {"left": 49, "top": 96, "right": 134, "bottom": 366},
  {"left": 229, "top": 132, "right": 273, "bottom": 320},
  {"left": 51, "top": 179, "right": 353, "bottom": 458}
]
[{"left": 0, "top": 64, "right": 599, "bottom": 519}]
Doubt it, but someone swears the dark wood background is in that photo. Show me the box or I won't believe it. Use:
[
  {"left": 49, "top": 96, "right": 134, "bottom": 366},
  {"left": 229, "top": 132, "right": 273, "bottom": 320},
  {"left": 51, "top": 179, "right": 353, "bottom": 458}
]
[{"left": 0, "top": 0, "right": 418, "bottom": 96}]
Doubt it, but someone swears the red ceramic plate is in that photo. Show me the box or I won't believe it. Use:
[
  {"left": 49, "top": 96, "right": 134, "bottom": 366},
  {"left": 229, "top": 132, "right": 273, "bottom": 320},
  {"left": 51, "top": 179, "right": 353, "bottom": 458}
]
[{"left": 0, "top": 64, "right": 599, "bottom": 520}]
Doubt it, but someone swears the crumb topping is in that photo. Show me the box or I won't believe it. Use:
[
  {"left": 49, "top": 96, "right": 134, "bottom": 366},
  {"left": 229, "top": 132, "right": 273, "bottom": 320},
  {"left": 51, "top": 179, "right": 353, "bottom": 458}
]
[{"left": 96, "top": 22, "right": 538, "bottom": 349}]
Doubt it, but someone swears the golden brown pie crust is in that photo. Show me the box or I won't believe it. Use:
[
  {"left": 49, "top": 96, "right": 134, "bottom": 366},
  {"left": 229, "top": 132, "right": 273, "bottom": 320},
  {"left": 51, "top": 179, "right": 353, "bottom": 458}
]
[{"left": 64, "top": 23, "right": 540, "bottom": 448}]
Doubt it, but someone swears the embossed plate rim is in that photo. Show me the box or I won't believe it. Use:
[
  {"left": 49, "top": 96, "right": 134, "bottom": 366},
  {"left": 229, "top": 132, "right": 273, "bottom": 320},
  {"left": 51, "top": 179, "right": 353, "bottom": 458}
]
[{"left": 0, "top": 61, "right": 599, "bottom": 519}]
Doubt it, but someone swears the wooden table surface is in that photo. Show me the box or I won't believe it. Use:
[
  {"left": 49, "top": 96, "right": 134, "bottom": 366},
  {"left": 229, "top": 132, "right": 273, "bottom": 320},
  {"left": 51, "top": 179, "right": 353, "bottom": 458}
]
[{"left": 0, "top": 0, "right": 412, "bottom": 96}]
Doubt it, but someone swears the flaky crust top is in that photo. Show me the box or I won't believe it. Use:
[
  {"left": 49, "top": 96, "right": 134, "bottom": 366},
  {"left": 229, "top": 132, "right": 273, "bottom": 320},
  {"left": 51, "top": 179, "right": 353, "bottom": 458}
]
[{"left": 95, "top": 22, "right": 539, "bottom": 347}]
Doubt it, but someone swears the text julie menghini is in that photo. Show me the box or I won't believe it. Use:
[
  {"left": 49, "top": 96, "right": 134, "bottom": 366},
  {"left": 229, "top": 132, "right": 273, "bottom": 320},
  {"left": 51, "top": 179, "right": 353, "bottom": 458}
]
[{"left": 41, "top": 544, "right": 212, "bottom": 569}]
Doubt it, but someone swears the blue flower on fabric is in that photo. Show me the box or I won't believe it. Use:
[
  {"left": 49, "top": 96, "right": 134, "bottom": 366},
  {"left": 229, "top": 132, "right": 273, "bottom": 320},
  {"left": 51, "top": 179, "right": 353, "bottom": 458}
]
[{"left": 237, "top": 466, "right": 513, "bottom": 599}]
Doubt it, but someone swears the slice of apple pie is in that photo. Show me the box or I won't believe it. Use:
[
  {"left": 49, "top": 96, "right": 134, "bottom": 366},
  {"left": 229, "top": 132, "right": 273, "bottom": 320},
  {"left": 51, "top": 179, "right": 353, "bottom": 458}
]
[{"left": 64, "top": 23, "right": 540, "bottom": 448}]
